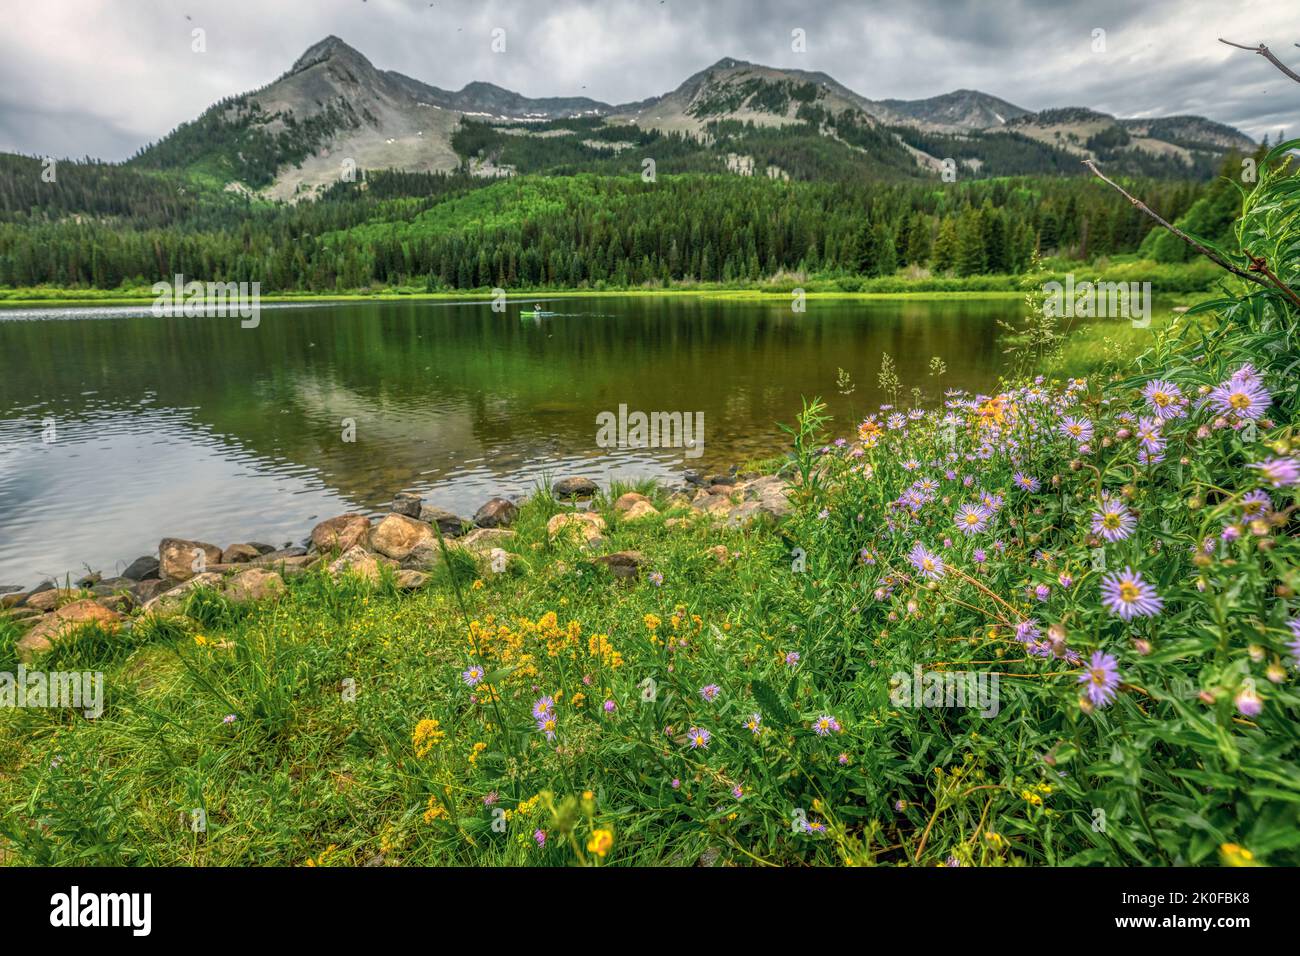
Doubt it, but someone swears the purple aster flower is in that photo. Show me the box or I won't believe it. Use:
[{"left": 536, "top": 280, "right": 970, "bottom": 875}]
[
  {"left": 1015, "top": 619, "right": 1042, "bottom": 644},
  {"left": 648, "top": 571, "right": 664, "bottom": 587},
  {"left": 687, "top": 727, "right": 711, "bottom": 749},
  {"left": 532, "top": 696, "right": 555, "bottom": 721},
  {"left": 1235, "top": 683, "right": 1262, "bottom": 718},
  {"left": 1078, "top": 651, "right": 1120, "bottom": 708},
  {"left": 1135, "top": 416, "right": 1165, "bottom": 454},
  {"left": 732, "top": 785, "right": 744, "bottom": 800},
  {"left": 699, "top": 684, "right": 721, "bottom": 703},
  {"left": 1240, "top": 490, "right": 1272, "bottom": 517},
  {"left": 1209, "top": 369, "right": 1270, "bottom": 421},
  {"left": 1100, "top": 567, "right": 1164, "bottom": 620},
  {"left": 1250, "top": 457, "right": 1300, "bottom": 488},
  {"left": 955, "top": 503, "right": 992, "bottom": 535},
  {"left": 743, "top": 713, "right": 762, "bottom": 735},
  {"left": 223, "top": 714, "right": 237, "bottom": 724},
  {"left": 1035, "top": 584, "right": 1051, "bottom": 602},
  {"left": 908, "top": 542, "right": 945, "bottom": 580},
  {"left": 1091, "top": 494, "right": 1136, "bottom": 542},
  {"left": 973, "top": 548, "right": 987, "bottom": 565},
  {"left": 462, "top": 666, "right": 484, "bottom": 687},
  {"left": 536, "top": 714, "right": 558, "bottom": 741},
  {"left": 603, "top": 699, "right": 616, "bottom": 713},
  {"left": 812, "top": 715, "right": 841, "bottom": 736},
  {"left": 784, "top": 651, "right": 801, "bottom": 667},
  {"left": 1058, "top": 572, "right": 1073, "bottom": 589},
  {"left": 1142, "top": 379, "right": 1185, "bottom": 420},
  {"left": 1060, "top": 416, "right": 1094, "bottom": 443},
  {"left": 533, "top": 829, "right": 546, "bottom": 847},
  {"left": 1013, "top": 472, "right": 1040, "bottom": 493},
  {"left": 1287, "top": 619, "right": 1300, "bottom": 668}
]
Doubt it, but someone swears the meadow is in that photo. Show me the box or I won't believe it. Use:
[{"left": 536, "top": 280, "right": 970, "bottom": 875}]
[{"left": 0, "top": 143, "right": 1297, "bottom": 868}]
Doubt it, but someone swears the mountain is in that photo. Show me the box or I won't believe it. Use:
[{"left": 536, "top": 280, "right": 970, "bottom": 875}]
[{"left": 127, "top": 36, "right": 1257, "bottom": 198}]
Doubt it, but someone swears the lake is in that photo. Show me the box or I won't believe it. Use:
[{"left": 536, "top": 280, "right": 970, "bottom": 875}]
[{"left": 0, "top": 295, "right": 1023, "bottom": 587}]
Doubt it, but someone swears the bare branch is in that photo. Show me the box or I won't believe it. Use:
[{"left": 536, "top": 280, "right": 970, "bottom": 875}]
[
  {"left": 1081, "top": 159, "right": 1268, "bottom": 286},
  {"left": 1219, "top": 38, "right": 1300, "bottom": 84}
]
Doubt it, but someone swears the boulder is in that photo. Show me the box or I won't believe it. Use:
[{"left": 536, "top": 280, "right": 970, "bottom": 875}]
[
  {"left": 75, "top": 571, "right": 101, "bottom": 588},
  {"left": 547, "top": 512, "right": 606, "bottom": 546},
  {"left": 394, "top": 570, "right": 429, "bottom": 590},
  {"left": 221, "top": 543, "right": 261, "bottom": 564},
  {"left": 121, "top": 555, "right": 160, "bottom": 581},
  {"left": 474, "top": 497, "right": 518, "bottom": 528},
  {"left": 224, "top": 568, "right": 286, "bottom": 603},
  {"left": 310, "top": 514, "right": 372, "bottom": 554},
  {"left": 3, "top": 606, "right": 41, "bottom": 624},
  {"left": 26, "top": 588, "right": 78, "bottom": 612},
  {"left": 16, "top": 599, "right": 123, "bottom": 662},
  {"left": 129, "top": 579, "right": 168, "bottom": 605},
  {"left": 159, "top": 538, "right": 223, "bottom": 582},
  {"left": 328, "top": 546, "right": 394, "bottom": 585},
  {"left": 420, "top": 505, "right": 468, "bottom": 537},
  {"left": 622, "top": 500, "right": 661, "bottom": 522},
  {"left": 592, "top": 551, "right": 645, "bottom": 580},
  {"left": 1, "top": 592, "right": 27, "bottom": 609},
  {"left": 613, "top": 492, "right": 650, "bottom": 514},
  {"left": 391, "top": 491, "right": 423, "bottom": 518},
  {"left": 0, "top": 585, "right": 21, "bottom": 595},
  {"left": 553, "top": 476, "right": 598, "bottom": 498},
  {"left": 252, "top": 554, "right": 318, "bottom": 577},
  {"left": 455, "top": 528, "right": 517, "bottom": 554},
  {"left": 370, "top": 514, "right": 438, "bottom": 567},
  {"left": 140, "top": 573, "right": 224, "bottom": 616}
]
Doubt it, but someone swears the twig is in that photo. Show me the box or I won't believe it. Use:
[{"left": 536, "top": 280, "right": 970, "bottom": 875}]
[
  {"left": 1219, "top": 38, "right": 1300, "bottom": 84},
  {"left": 1082, "top": 159, "right": 1271, "bottom": 290},
  {"left": 1244, "top": 249, "right": 1300, "bottom": 310}
]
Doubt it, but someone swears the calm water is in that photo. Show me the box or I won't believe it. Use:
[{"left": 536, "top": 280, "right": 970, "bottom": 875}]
[{"left": 0, "top": 296, "right": 1022, "bottom": 587}]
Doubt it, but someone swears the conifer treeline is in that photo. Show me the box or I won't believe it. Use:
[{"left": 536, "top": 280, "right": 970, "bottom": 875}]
[{"left": 0, "top": 156, "right": 1206, "bottom": 291}]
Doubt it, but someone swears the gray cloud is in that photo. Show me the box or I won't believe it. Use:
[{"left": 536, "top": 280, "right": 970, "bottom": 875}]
[{"left": 1, "top": 0, "right": 1295, "bottom": 161}]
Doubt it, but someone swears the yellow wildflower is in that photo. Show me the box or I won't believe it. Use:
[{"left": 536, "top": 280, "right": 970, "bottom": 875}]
[{"left": 586, "top": 828, "right": 614, "bottom": 858}]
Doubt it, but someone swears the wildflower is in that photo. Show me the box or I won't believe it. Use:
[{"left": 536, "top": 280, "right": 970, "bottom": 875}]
[
  {"left": 1289, "top": 619, "right": 1300, "bottom": 668},
  {"left": 1240, "top": 490, "right": 1272, "bottom": 517},
  {"left": 223, "top": 714, "right": 237, "bottom": 725},
  {"left": 483, "top": 791, "right": 499, "bottom": 807},
  {"left": 1235, "top": 683, "right": 1262, "bottom": 718},
  {"left": 1015, "top": 619, "right": 1041, "bottom": 644},
  {"left": 1091, "top": 495, "right": 1136, "bottom": 542},
  {"left": 908, "top": 542, "right": 945, "bottom": 580},
  {"left": 1078, "top": 651, "right": 1120, "bottom": 708},
  {"left": 412, "top": 719, "right": 445, "bottom": 757},
  {"left": 1208, "top": 369, "right": 1270, "bottom": 421},
  {"left": 603, "top": 699, "right": 616, "bottom": 713},
  {"left": 1060, "top": 415, "right": 1094, "bottom": 443},
  {"left": 1058, "top": 572, "right": 1073, "bottom": 589},
  {"left": 532, "top": 696, "right": 555, "bottom": 721},
  {"left": 644, "top": 613, "right": 661, "bottom": 631},
  {"left": 1249, "top": 457, "right": 1300, "bottom": 488},
  {"left": 732, "top": 785, "right": 744, "bottom": 800},
  {"left": 687, "top": 727, "right": 711, "bottom": 749},
  {"left": 461, "top": 666, "right": 484, "bottom": 687},
  {"left": 973, "top": 548, "right": 987, "bottom": 565},
  {"left": 699, "top": 684, "right": 721, "bottom": 703},
  {"left": 838, "top": 752, "right": 850, "bottom": 765},
  {"left": 784, "top": 651, "right": 800, "bottom": 667},
  {"left": 648, "top": 571, "right": 664, "bottom": 586},
  {"left": 586, "top": 828, "right": 614, "bottom": 858},
  {"left": 1100, "top": 567, "right": 1163, "bottom": 620},
  {"left": 743, "top": 713, "right": 762, "bottom": 736},
  {"left": 1035, "top": 584, "right": 1051, "bottom": 602},
  {"left": 812, "top": 715, "right": 841, "bottom": 736},
  {"left": 954, "top": 503, "right": 992, "bottom": 535},
  {"left": 536, "top": 714, "right": 558, "bottom": 741},
  {"left": 671, "top": 778, "right": 681, "bottom": 789},
  {"left": 1142, "top": 379, "right": 1184, "bottom": 420},
  {"left": 1013, "top": 472, "right": 1040, "bottom": 493},
  {"left": 1135, "top": 416, "right": 1165, "bottom": 454},
  {"left": 533, "top": 829, "right": 546, "bottom": 847}
]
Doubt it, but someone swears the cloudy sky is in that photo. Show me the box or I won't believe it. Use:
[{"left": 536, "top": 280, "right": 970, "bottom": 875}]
[{"left": 1, "top": 0, "right": 1295, "bottom": 161}]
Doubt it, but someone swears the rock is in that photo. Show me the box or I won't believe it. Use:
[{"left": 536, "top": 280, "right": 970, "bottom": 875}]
[
  {"left": 725, "top": 501, "right": 764, "bottom": 526},
  {"left": 391, "top": 491, "right": 423, "bottom": 518},
  {"left": 665, "top": 492, "right": 692, "bottom": 510},
  {"left": 3, "top": 606, "right": 41, "bottom": 624},
  {"left": 683, "top": 469, "right": 706, "bottom": 487},
  {"left": 553, "top": 476, "right": 598, "bottom": 498},
  {"left": 419, "top": 505, "right": 468, "bottom": 537},
  {"left": 394, "top": 570, "right": 429, "bottom": 590},
  {"left": 25, "top": 588, "right": 77, "bottom": 613},
  {"left": 252, "top": 554, "right": 318, "bottom": 577},
  {"left": 1, "top": 592, "right": 27, "bottom": 609},
  {"left": 27, "top": 581, "right": 54, "bottom": 598},
  {"left": 622, "top": 500, "right": 661, "bottom": 522},
  {"left": 474, "top": 497, "right": 518, "bottom": 528},
  {"left": 706, "top": 545, "right": 731, "bottom": 565},
  {"left": 224, "top": 568, "right": 286, "bottom": 603},
  {"left": 328, "top": 546, "right": 393, "bottom": 585},
  {"left": 248, "top": 542, "right": 278, "bottom": 555},
  {"left": 0, "top": 585, "right": 22, "bottom": 595},
  {"left": 129, "top": 579, "right": 168, "bottom": 605},
  {"left": 547, "top": 512, "right": 606, "bottom": 546},
  {"left": 664, "top": 517, "right": 693, "bottom": 530},
  {"left": 694, "top": 494, "right": 735, "bottom": 516},
  {"left": 455, "top": 528, "right": 517, "bottom": 554},
  {"left": 259, "top": 546, "right": 308, "bottom": 561},
  {"left": 221, "top": 543, "right": 261, "bottom": 564},
  {"left": 140, "top": 573, "right": 223, "bottom": 616},
  {"left": 159, "top": 538, "right": 223, "bottom": 582},
  {"left": 310, "top": 514, "right": 372, "bottom": 554},
  {"left": 592, "top": 551, "right": 645, "bottom": 580},
  {"left": 370, "top": 514, "right": 438, "bottom": 566},
  {"left": 709, "top": 474, "right": 737, "bottom": 486},
  {"left": 122, "top": 555, "right": 160, "bottom": 581},
  {"left": 613, "top": 492, "right": 650, "bottom": 514},
  {"left": 95, "top": 594, "right": 133, "bottom": 614},
  {"left": 17, "top": 600, "right": 123, "bottom": 662},
  {"left": 75, "top": 571, "right": 101, "bottom": 588}
]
